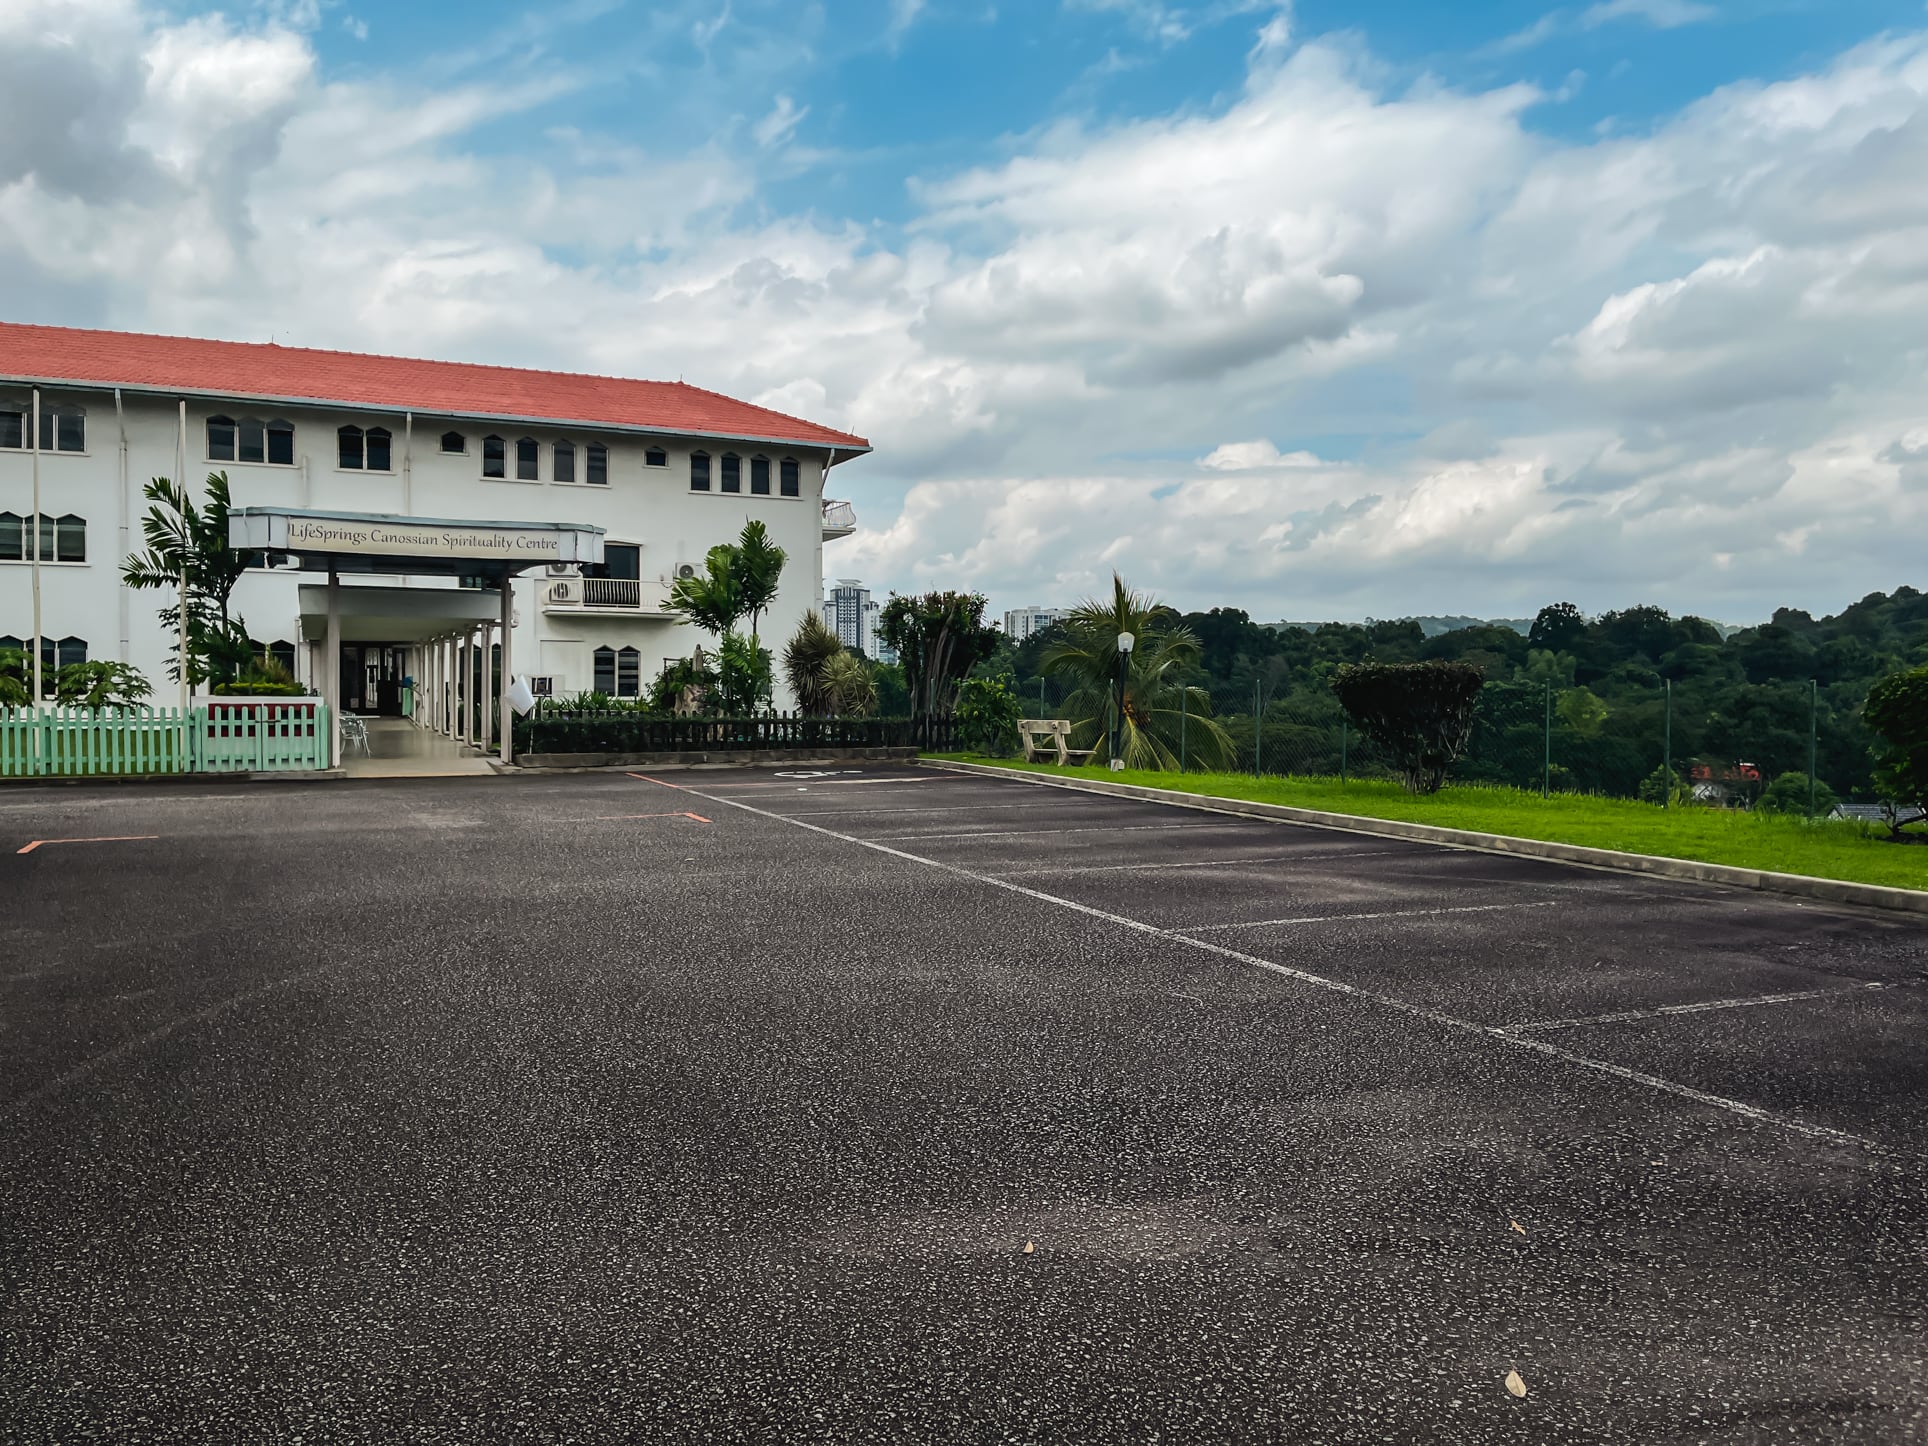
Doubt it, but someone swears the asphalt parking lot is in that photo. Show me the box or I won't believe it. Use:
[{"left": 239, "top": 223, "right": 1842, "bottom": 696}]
[{"left": 3, "top": 763, "right": 1926, "bottom": 1443}]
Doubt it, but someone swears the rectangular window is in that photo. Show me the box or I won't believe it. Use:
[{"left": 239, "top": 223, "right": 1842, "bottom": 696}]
[
  {"left": 591, "top": 543, "right": 641, "bottom": 581},
  {"left": 267, "top": 423, "right": 294, "bottom": 466},
  {"left": 516, "top": 438, "right": 539, "bottom": 481},
  {"left": 780, "top": 457, "right": 800, "bottom": 497},
  {"left": 0, "top": 411, "right": 22, "bottom": 450},
  {"left": 367, "top": 429, "right": 392, "bottom": 472},
  {"left": 587, "top": 442, "right": 608, "bottom": 485},
  {"left": 53, "top": 515, "right": 85, "bottom": 563},
  {"left": 617, "top": 648, "right": 640, "bottom": 698},
  {"left": 750, "top": 457, "right": 771, "bottom": 495},
  {"left": 339, "top": 429, "right": 364, "bottom": 470},
  {"left": 208, "top": 417, "right": 236, "bottom": 461},
  {"left": 554, "top": 440, "right": 576, "bottom": 484},
  {"left": 0, "top": 513, "right": 20, "bottom": 559},
  {"left": 238, "top": 419, "right": 266, "bottom": 464},
  {"left": 691, "top": 454, "right": 711, "bottom": 491},
  {"left": 720, "top": 455, "right": 741, "bottom": 493},
  {"left": 593, "top": 647, "right": 616, "bottom": 693},
  {"left": 49, "top": 412, "right": 84, "bottom": 452},
  {"left": 483, "top": 436, "right": 506, "bottom": 478}
]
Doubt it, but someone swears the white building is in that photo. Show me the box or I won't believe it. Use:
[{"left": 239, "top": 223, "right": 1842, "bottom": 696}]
[
  {"left": 0, "top": 322, "right": 869, "bottom": 721},
  {"left": 824, "top": 578, "right": 882, "bottom": 658},
  {"left": 1003, "top": 605, "right": 1067, "bottom": 642}
]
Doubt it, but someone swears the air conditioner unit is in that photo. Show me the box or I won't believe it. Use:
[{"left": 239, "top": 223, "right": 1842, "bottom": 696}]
[
  {"left": 547, "top": 580, "right": 575, "bottom": 603},
  {"left": 546, "top": 563, "right": 578, "bottom": 576},
  {"left": 676, "top": 562, "right": 697, "bottom": 580}
]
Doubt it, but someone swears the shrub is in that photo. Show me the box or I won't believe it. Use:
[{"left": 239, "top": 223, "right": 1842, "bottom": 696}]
[
  {"left": 783, "top": 613, "right": 843, "bottom": 714},
  {"left": 956, "top": 676, "right": 1024, "bottom": 757},
  {"left": 1638, "top": 764, "right": 1689, "bottom": 807},
  {"left": 821, "top": 652, "right": 878, "bottom": 717},
  {"left": 1755, "top": 770, "right": 1837, "bottom": 818},
  {"left": 1864, "top": 665, "right": 1928, "bottom": 837},
  {"left": 1330, "top": 660, "right": 1485, "bottom": 794}
]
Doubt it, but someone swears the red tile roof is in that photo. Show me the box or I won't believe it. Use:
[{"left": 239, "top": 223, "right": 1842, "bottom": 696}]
[{"left": 0, "top": 321, "right": 870, "bottom": 453}]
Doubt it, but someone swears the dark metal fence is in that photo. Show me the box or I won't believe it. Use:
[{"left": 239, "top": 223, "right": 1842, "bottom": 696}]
[
  {"left": 1008, "top": 673, "right": 1865, "bottom": 807},
  {"left": 514, "top": 710, "right": 957, "bottom": 756}
]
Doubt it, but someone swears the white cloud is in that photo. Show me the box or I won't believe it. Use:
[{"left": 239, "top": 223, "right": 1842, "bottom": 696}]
[
  {"left": 4, "top": 2, "right": 1928, "bottom": 624},
  {"left": 1199, "top": 440, "right": 1324, "bottom": 470},
  {"left": 753, "top": 93, "right": 808, "bottom": 148},
  {"left": 1581, "top": 0, "right": 1716, "bottom": 30}
]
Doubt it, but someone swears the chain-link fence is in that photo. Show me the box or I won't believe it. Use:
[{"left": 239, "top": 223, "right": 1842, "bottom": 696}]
[{"left": 1009, "top": 672, "right": 1870, "bottom": 808}]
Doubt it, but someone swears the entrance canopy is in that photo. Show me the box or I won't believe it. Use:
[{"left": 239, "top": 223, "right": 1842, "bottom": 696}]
[{"left": 229, "top": 507, "right": 605, "bottom": 580}]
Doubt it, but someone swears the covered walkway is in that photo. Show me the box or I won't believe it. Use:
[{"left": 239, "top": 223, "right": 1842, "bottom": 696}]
[{"left": 341, "top": 718, "right": 494, "bottom": 779}]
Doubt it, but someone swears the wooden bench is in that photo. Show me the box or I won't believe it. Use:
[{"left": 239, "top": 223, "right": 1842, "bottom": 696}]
[{"left": 1018, "top": 719, "right": 1096, "bottom": 766}]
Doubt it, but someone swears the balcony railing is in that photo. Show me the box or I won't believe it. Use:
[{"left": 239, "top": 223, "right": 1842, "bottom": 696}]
[
  {"left": 822, "top": 499, "right": 857, "bottom": 539},
  {"left": 542, "top": 577, "right": 672, "bottom": 614}
]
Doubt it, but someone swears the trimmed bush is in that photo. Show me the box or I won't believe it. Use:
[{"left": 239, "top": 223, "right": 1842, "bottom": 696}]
[
  {"left": 1330, "top": 660, "right": 1485, "bottom": 794},
  {"left": 956, "top": 676, "right": 1023, "bottom": 757}
]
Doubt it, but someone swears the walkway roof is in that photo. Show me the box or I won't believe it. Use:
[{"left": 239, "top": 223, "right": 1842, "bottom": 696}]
[{"left": 230, "top": 506, "right": 604, "bottom": 580}]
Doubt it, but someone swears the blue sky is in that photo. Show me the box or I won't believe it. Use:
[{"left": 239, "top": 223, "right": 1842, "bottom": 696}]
[{"left": 6, "top": 0, "right": 1928, "bottom": 623}]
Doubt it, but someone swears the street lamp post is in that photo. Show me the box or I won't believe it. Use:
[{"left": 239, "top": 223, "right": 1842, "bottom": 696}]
[{"left": 1111, "top": 631, "right": 1135, "bottom": 772}]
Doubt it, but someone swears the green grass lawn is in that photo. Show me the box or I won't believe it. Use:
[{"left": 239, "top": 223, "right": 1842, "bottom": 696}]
[{"left": 929, "top": 756, "right": 1928, "bottom": 893}]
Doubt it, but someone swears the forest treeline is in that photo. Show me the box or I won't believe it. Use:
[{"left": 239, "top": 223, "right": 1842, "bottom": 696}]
[{"left": 978, "top": 586, "right": 1928, "bottom": 799}]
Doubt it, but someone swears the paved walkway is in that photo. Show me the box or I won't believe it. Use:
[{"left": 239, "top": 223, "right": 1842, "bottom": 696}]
[{"left": 341, "top": 716, "right": 495, "bottom": 778}]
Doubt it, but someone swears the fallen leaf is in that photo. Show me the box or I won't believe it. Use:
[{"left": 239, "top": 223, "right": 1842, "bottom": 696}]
[
  {"left": 1505, "top": 1371, "right": 1528, "bottom": 1399},
  {"left": 1509, "top": 1219, "right": 1526, "bottom": 1235},
  {"left": 1022, "top": 1240, "right": 1035, "bottom": 1255}
]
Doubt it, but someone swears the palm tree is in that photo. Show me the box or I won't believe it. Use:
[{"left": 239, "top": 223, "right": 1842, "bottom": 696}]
[
  {"left": 783, "top": 612, "right": 843, "bottom": 714},
  {"left": 734, "top": 520, "right": 787, "bottom": 650},
  {"left": 667, "top": 543, "right": 746, "bottom": 639},
  {"left": 1040, "top": 573, "right": 1233, "bottom": 769},
  {"left": 121, "top": 472, "right": 258, "bottom": 685}
]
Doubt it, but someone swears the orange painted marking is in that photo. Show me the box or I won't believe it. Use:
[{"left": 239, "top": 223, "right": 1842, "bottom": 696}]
[
  {"left": 594, "top": 812, "right": 712, "bottom": 823},
  {"left": 16, "top": 835, "right": 161, "bottom": 856}
]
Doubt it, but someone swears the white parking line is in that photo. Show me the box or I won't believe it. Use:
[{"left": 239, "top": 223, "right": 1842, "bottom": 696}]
[
  {"left": 992, "top": 848, "right": 1422, "bottom": 877},
  {"left": 1177, "top": 901, "right": 1561, "bottom": 933},
  {"left": 779, "top": 801, "right": 1068, "bottom": 819},
  {"left": 867, "top": 821, "right": 1223, "bottom": 842},
  {"left": 632, "top": 772, "right": 1891, "bottom": 1156},
  {"left": 1500, "top": 982, "right": 1896, "bottom": 1034}
]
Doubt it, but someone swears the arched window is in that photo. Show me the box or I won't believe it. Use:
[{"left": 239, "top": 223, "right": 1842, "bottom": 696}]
[
  {"left": 0, "top": 511, "right": 22, "bottom": 561},
  {"left": 56, "top": 636, "right": 87, "bottom": 668},
  {"left": 0, "top": 634, "right": 21, "bottom": 654},
  {"left": 338, "top": 425, "right": 364, "bottom": 469},
  {"left": 0, "top": 406, "right": 22, "bottom": 450},
  {"left": 617, "top": 646, "right": 641, "bottom": 698},
  {"left": 515, "top": 437, "right": 539, "bottom": 481},
  {"left": 690, "top": 451, "right": 711, "bottom": 491},
  {"left": 780, "top": 457, "right": 800, "bottom": 497},
  {"left": 750, "top": 456, "right": 771, "bottom": 496},
  {"left": 592, "top": 645, "right": 617, "bottom": 694},
  {"left": 586, "top": 442, "right": 608, "bottom": 485},
  {"left": 53, "top": 514, "right": 85, "bottom": 563},
  {"left": 234, "top": 418, "right": 269, "bottom": 464},
  {"left": 482, "top": 435, "right": 506, "bottom": 478},
  {"left": 208, "top": 415, "right": 237, "bottom": 461},
  {"left": 440, "top": 431, "right": 466, "bottom": 454},
  {"left": 553, "top": 440, "right": 576, "bottom": 484},
  {"left": 366, "top": 427, "right": 393, "bottom": 471},
  {"left": 43, "top": 405, "right": 84, "bottom": 452},
  {"left": 267, "top": 640, "right": 297, "bottom": 676},
  {"left": 720, "top": 453, "right": 741, "bottom": 493},
  {"left": 266, "top": 419, "right": 294, "bottom": 465},
  {"left": 644, "top": 446, "right": 667, "bottom": 468}
]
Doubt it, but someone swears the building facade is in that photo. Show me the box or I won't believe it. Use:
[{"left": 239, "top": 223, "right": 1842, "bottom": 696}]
[
  {"left": 1003, "top": 605, "right": 1067, "bottom": 642},
  {"left": 0, "top": 323, "right": 869, "bottom": 710}
]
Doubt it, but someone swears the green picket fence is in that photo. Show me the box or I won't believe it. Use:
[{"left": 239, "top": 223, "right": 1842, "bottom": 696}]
[{"left": 0, "top": 702, "right": 331, "bottom": 777}]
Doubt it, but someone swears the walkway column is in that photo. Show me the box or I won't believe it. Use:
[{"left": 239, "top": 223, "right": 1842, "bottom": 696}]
[
  {"left": 468, "top": 626, "right": 484, "bottom": 746},
  {"left": 480, "top": 622, "right": 495, "bottom": 755},
  {"left": 323, "top": 567, "right": 342, "bottom": 768},
  {"left": 498, "top": 574, "right": 514, "bottom": 766}
]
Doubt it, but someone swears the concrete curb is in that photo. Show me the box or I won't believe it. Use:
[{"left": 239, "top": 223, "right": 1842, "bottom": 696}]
[{"left": 922, "top": 760, "right": 1928, "bottom": 918}]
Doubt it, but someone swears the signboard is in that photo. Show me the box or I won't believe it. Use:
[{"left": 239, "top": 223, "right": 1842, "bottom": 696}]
[{"left": 284, "top": 518, "right": 567, "bottom": 560}]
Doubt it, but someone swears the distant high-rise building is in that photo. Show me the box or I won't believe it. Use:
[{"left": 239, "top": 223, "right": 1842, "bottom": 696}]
[
  {"left": 1004, "top": 606, "right": 1068, "bottom": 642},
  {"left": 827, "top": 578, "right": 875, "bottom": 657}
]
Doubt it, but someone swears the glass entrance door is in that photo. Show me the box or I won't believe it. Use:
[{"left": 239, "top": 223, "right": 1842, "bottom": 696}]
[{"left": 340, "top": 644, "right": 409, "bottom": 716}]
